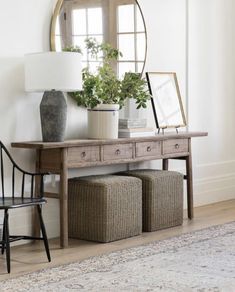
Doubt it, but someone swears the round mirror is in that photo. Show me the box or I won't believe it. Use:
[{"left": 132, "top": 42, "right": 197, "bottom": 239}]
[{"left": 50, "top": 0, "right": 147, "bottom": 76}]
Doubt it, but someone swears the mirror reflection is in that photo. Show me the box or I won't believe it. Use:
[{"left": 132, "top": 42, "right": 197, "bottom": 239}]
[{"left": 51, "top": 0, "right": 147, "bottom": 77}]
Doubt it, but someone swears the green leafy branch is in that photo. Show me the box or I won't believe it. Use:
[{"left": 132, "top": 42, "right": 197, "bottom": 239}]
[{"left": 64, "top": 38, "right": 150, "bottom": 109}]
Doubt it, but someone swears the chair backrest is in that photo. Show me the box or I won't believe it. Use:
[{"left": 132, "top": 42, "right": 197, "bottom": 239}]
[{"left": 0, "top": 141, "right": 37, "bottom": 199}]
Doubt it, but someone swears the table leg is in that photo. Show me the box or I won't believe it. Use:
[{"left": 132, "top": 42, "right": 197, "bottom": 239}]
[
  {"left": 162, "top": 159, "right": 169, "bottom": 170},
  {"left": 186, "top": 140, "right": 194, "bottom": 219},
  {"left": 59, "top": 149, "right": 68, "bottom": 248},
  {"left": 33, "top": 150, "right": 41, "bottom": 238}
]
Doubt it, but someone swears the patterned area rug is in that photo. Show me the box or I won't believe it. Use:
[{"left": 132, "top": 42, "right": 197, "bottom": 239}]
[{"left": 1, "top": 222, "right": 235, "bottom": 292}]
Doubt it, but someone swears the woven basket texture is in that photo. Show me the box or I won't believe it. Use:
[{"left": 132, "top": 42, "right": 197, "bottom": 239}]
[
  {"left": 120, "top": 170, "right": 183, "bottom": 232},
  {"left": 68, "top": 175, "right": 142, "bottom": 243}
]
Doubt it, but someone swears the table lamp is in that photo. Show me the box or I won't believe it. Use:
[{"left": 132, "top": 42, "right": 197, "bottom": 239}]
[{"left": 24, "top": 52, "right": 82, "bottom": 142}]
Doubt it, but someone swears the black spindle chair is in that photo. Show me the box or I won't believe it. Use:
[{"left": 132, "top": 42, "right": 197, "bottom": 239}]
[{"left": 0, "top": 141, "right": 51, "bottom": 273}]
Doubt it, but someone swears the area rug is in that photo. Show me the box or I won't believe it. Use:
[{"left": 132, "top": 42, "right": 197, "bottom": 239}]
[{"left": 1, "top": 222, "right": 235, "bottom": 292}]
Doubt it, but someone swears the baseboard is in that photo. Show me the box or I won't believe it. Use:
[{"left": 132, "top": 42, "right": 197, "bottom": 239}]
[
  {"left": 193, "top": 173, "right": 235, "bottom": 207},
  {"left": 191, "top": 159, "right": 235, "bottom": 207},
  {"left": 194, "top": 159, "right": 235, "bottom": 178}
]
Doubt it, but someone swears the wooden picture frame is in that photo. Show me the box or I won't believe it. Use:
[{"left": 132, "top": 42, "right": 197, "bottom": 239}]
[{"left": 146, "top": 72, "right": 187, "bottom": 130}]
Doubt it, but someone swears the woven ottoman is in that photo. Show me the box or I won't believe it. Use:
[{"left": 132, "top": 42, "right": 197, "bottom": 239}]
[
  {"left": 119, "top": 170, "right": 184, "bottom": 232},
  {"left": 68, "top": 175, "right": 142, "bottom": 242}
]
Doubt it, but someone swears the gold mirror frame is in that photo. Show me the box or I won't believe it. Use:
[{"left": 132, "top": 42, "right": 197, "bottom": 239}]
[
  {"left": 50, "top": 0, "right": 64, "bottom": 51},
  {"left": 50, "top": 0, "right": 147, "bottom": 76}
]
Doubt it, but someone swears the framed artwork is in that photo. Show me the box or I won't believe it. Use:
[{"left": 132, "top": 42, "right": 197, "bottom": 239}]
[{"left": 146, "top": 72, "right": 187, "bottom": 129}]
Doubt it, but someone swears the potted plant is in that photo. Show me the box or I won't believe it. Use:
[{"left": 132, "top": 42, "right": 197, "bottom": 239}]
[{"left": 65, "top": 38, "right": 150, "bottom": 139}]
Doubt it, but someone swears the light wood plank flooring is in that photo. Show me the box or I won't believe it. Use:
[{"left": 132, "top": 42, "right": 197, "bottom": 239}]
[{"left": 1, "top": 199, "right": 235, "bottom": 280}]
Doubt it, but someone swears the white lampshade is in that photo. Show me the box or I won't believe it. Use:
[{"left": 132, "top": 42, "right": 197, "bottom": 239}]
[{"left": 24, "top": 52, "right": 82, "bottom": 92}]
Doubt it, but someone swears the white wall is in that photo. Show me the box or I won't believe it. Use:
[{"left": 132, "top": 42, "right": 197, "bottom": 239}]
[
  {"left": 0, "top": 0, "right": 235, "bottom": 239},
  {"left": 139, "top": 0, "right": 187, "bottom": 135},
  {"left": 188, "top": 0, "right": 235, "bottom": 205}
]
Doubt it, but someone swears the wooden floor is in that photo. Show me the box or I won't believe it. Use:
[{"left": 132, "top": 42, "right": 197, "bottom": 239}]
[{"left": 1, "top": 199, "right": 235, "bottom": 280}]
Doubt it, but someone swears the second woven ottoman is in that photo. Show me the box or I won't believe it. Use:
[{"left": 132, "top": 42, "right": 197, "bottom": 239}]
[
  {"left": 68, "top": 175, "right": 142, "bottom": 242},
  {"left": 119, "top": 169, "right": 184, "bottom": 232}
]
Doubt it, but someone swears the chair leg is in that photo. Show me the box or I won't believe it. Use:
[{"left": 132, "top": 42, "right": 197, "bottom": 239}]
[
  {"left": 37, "top": 205, "right": 51, "bottom": 262},
  {"left": 4, "top": 209, "right": 10, "bottom": 273},
  {"left": 1, "top": 216, "right": 5, "bottom": 255}
]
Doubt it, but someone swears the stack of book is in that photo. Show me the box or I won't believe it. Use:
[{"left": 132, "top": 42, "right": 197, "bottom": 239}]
[{"left": 118, "top": 119, "right": 155, "bottom": 138}]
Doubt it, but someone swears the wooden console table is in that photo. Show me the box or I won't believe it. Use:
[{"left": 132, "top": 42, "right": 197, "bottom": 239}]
[{"left": 12, "top": 131, "right": 207, "bottom": 248}]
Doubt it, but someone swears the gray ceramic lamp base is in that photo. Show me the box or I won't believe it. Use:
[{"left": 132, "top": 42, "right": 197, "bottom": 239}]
[{"left": 40, "top": 90, "right": 67, "bottom": 142}]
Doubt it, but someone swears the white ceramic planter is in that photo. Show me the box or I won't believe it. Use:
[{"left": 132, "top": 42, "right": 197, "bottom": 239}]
[{"left": 88, "top": 104, "right": 119, "bottom": 139}]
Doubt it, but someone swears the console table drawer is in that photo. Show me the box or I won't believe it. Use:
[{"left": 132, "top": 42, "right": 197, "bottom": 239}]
[
  {"left": 136, "top": 141, "right": 161, "bottom": 158},
  {"left": 103, "top": 143, "right": 133, "bottom": 161},
  {"left": 163, "top": 139, "right": 189, "bottom": 155},
  {"left": 68, "top": 146, "right": 100, "bottom": 164}
]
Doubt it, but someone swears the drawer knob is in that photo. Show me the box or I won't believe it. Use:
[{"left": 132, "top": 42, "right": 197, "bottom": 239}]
[
  {"left": 175, "top": 144, "right": 180, "bottom": 149},
  {"left": 81, "top": 151, "right": 86, "bottom": 158},
  {"left": 147, "top": 146, "right": 152, "bottom": 152},
  {"left": 115, "top": 149, "right": 121, "bottom": 155}
]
